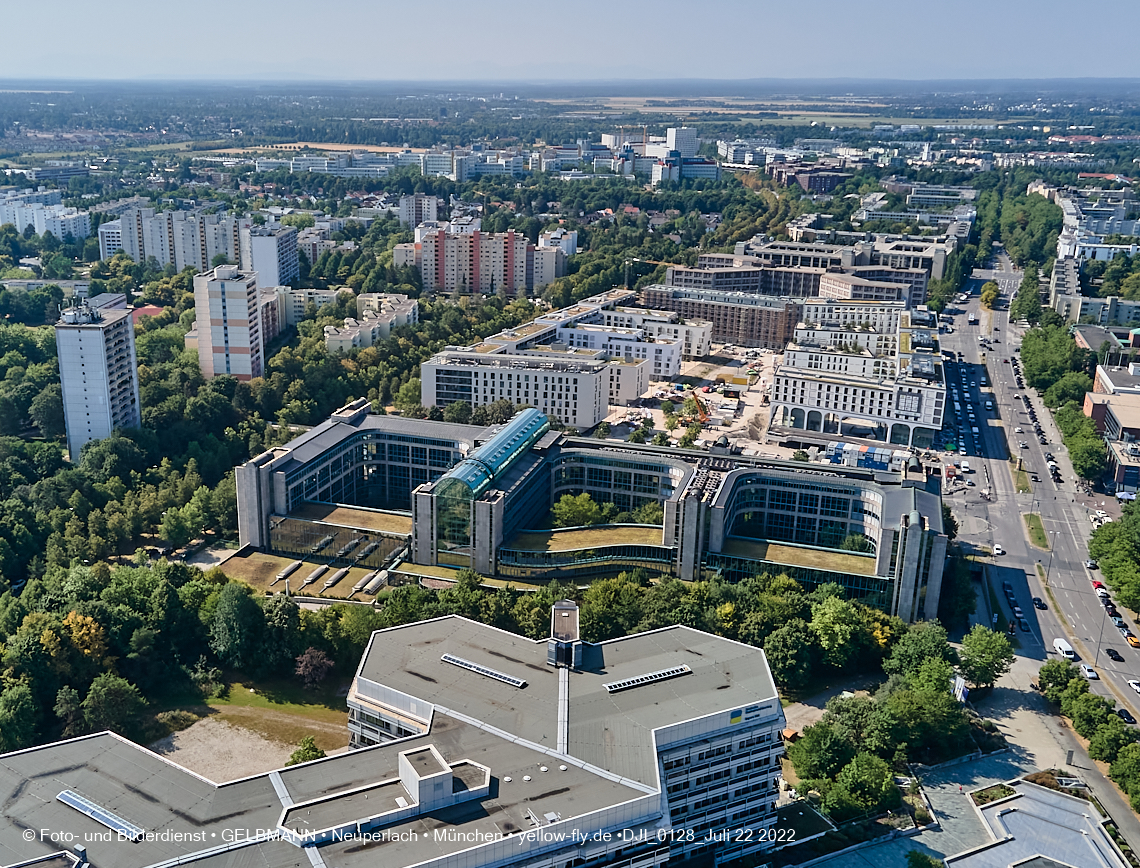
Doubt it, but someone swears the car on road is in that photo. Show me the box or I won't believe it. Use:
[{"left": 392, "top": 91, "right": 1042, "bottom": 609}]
[
  {"left": 1033, "top": 597, "right": 1047, "bottom": 609},
  {"left": 966, "top": 480, "right": 975, "bottom": 486},
  {"left": 1121, "top": 708, "right": 1137, "bottom": 725},
  {"left": 993, "top": 544, "right": 1005, "bottom": 555},
  {"left": 1107, "top": 648, "right": 1125, "bottom": 662},
  {"left": 1081, "top": 664, "right": 1099, "bottom": 679},
  {"left": 1015, "top": 427, "right": 1024, "bottom": 433},
  {"left": 1031, "top": 474, "right": 1040, "bottom": 482},
  {"left": 1129, "top": 680, "right": 1140, "bottom": 694},
  {"left": 1020, "top": 441, "right": 1029, "bottom": 448}
]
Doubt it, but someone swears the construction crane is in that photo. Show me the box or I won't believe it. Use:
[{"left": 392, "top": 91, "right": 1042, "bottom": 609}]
[{"left": 623, "top": 257, "right": 672, "bottom": 290}]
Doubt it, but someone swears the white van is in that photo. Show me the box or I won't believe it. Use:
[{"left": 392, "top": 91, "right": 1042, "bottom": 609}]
[
  {"left": 1053, "top": 638, "right": 1075, "bottom": 660},
  {"left": 961, "top": 460, "right": 972, "bottom": 473}
]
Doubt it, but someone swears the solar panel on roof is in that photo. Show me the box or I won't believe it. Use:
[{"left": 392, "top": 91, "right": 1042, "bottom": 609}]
[
  {"left": 57, "top": 789, "right": 145, "bottom": 841},
  {"left": 603, "top": 664, "right": 692, "bottom": 693},
  {"left": 441, "top": 653, "right": 527, "bottom": 688}
]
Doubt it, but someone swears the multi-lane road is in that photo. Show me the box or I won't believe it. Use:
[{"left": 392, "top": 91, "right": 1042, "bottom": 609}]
[{"left": 941, "top": 255, "right": 1140, "bottom": 723}]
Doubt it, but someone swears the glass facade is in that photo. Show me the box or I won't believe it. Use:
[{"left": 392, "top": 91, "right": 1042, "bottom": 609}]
[
  {"left": 284, "top": 429, "right": 467, "bottom": 512},
  {"left": 497, "top": 543, "right": 676, "bottom": 580},
  {"left": 435, "top": 477, "right": 476, "bottom": 568},
  {"left": 723, "top": 475, "right": 881, "bottom": 553}
]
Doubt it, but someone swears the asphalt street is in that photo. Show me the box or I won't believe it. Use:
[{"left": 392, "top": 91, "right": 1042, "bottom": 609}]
[{"left": 943, "top": 254, "right": 1140, "bottom": 719}]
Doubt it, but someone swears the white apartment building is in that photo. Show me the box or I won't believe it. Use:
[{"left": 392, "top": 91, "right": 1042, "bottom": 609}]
[
  {"left": 392, "top": 241, "right": 418, "bottom": 269},
  {"left": 771, "top": 300, "right": 945, "bottom": 448},
  {"left": 398, "top": 194, "right": 440, "bottom": 228},
  {"left": 558, "top": 323, "right": 682, "bottom": 380},
  {"left": 0, "top": 199, "right": 90, "bottom": 239},
  {"left": 539, "top": 227, "right": 579, "bottom": 256},
  {"left": 597, "top": 306, "right": 713, "bottom": 360},
  {"left": 241, "top": 224, "right": 299, "bottom": 287},
  {"left": 97, "top": 220, "right": 124, "bottom": 259},
  {"left": 529, "top": 244, "right": 566, "bottom": 290},
  {"left": 419, "top": 289, "right": 707, "bottom": 421},
  {"left": 325, "top": 294, "right": 420, "bottom": 352},
  {"left": 55, "top": 302, "right": 141, "bottom": 460},
  {"left": 193, "top": 265, "right": 264, "bottom": 381},
  {"left": 422, "top": 351, "right": 608, "bottom": 430},
  {"left": 277, "top": 286, "right": 342, "bottom": 327},
  {"left": 115, "top": 208, "right": 245, "bottom": 271},
  {"left": 357, "top": 292, "right": 419, "bottom": 329}
]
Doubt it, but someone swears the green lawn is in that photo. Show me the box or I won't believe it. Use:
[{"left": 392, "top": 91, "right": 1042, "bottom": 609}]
[
  {"left": 1014, "top": 469, "right": 1031, "bottom": 494},
  {"left": 507, "top": 526, "right": 664, "bottom": 552},
  {"left": 1024, "top": 513, "right": 1049, "bottom": 549},
  {"left": 209, "top": 676, "right": 348, "bottom": 718}
]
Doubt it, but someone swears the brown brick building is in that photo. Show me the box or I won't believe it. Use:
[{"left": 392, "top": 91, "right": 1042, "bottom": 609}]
[{"left": 641, "top": 285, "right": 802, "bottom": 348}]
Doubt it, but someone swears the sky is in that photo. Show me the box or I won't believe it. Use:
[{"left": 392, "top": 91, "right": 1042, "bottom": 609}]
[{"left": 4, "top": 0, "right": 1140, "bottom": 82}]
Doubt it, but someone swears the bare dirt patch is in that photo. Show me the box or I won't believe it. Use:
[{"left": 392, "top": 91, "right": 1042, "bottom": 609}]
[
  {"left": 149, "top": 717, "right": 293, "bottom": 782},
  {"left": 212, "top": 705, "right": 348, "bottom": 754}
]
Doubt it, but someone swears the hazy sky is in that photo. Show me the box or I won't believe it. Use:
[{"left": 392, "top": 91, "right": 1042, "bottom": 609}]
[{"left": 5, "top": 0, "right": 1140, "bottom": 82}]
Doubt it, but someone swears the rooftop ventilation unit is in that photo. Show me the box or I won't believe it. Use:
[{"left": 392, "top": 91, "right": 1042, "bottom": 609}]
[
  {"left": 603, "top": 664, "right": 692, "bottom": 694},
  {"left": 57, "top": 789, "right": 144, "bottom": 841},
  {"left": 441, "top": 653, "right": 527, "bottom": 688}
]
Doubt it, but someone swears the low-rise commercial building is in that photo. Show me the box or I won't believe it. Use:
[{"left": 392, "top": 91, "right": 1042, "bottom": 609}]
[{"left": 0, "top": 599, "right": 787, "bottom": 868}]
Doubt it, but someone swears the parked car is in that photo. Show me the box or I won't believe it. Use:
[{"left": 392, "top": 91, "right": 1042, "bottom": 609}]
[
  {"left": 1019, "top": 618, "right": 1030, "bottom": 632},
  {"left": 993, "top": 544, "right": 1005, "bottom": 555},
  {"left": 1128, "top": 635, "right": 1139, "bottom": 648},
  {"left": 1113, "top": 616, "right": 1127, "bottom": 628}
]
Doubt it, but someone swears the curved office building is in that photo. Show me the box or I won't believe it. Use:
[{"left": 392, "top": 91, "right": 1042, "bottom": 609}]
[{"left": 239, "top": 401, "right": 947, "bottom": 621}]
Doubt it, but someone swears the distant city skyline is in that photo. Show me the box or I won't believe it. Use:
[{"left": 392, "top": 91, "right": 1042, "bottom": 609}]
[{"left": 4, "top": 0, "right": 1140, "bottom": 82}]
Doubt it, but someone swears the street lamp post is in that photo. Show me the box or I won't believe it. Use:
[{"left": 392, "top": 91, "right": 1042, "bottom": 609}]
[
  {"left": 1044, "top": 531, "right": 1058, "bottom": 587},
  {"left": 1094, "top": 599, "right": 1109, "bottom": 667}
]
